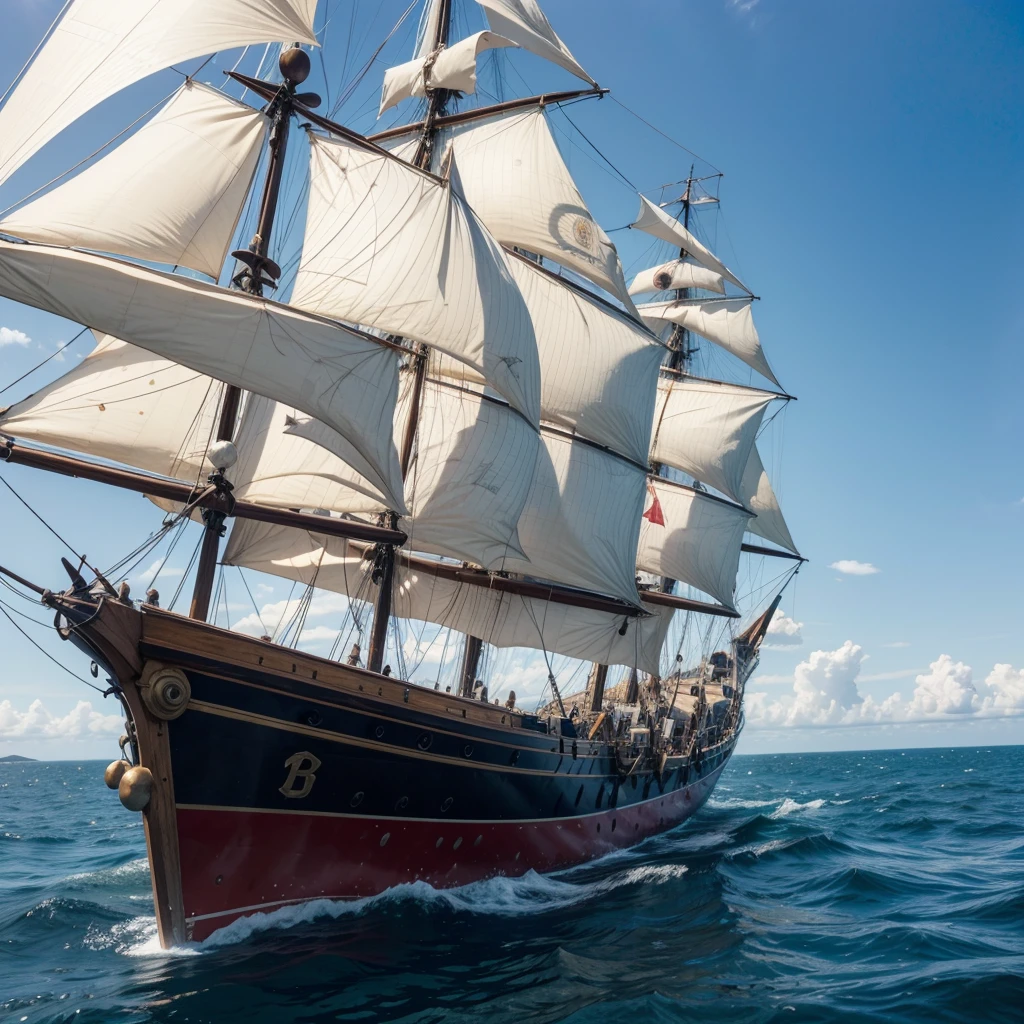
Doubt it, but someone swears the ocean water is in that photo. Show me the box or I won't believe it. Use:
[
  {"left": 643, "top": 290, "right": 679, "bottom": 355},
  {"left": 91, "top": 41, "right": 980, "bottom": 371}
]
[{"left": 2, "top": 746, "right": 1022, "bottom": 1024}]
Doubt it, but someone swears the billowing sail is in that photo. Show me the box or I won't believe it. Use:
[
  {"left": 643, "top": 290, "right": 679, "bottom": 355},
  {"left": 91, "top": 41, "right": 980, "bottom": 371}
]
[
  {"left": 0, "top": 241, "right": 405, "bottom": 511},
  {"left": 223, "top": 520, "right": 672, "bottom": 675},
  {"left": 437, "top": 109, "right": 634, "bottom": 309},
  {"left": 0, "top": 83, "right": 266, "bottom": 280},
  {"left": 636, "top": 479, "right": 751, "bottom": 609},
  {"left": 431, "top": 256, "right": 662, "bottom": 466},
  {"left": 640, "top": 298, "right": 779, "bottom": 387},
  {"left": 498, "top": 431, "right": 646, "bottom": 606},
  {"left": 473, "top": 0, "right": 595, "bottom": 85},
  {"left": 739, "top": 445, "right": 798, "bottom": 555},
  {"left": 650, "top": 376, "right": 774, "bottom": 503},
  {"left": 380, "top": 32, "right": 517, "bottom": 115},
  {"left": 0, "top": 333, "right": 221, "bottom": 481},
  {"left": 628, "top": 259, "right": 725, "bottom": 297},
  {"left": 290, "top": 134, "right": 540, "bottom": 425},
  {"left": 0, "top": 0, "right": 318, "bottom": 187},
  {"left": 632, "top": 196, "right": 751, "bottom": 296}
]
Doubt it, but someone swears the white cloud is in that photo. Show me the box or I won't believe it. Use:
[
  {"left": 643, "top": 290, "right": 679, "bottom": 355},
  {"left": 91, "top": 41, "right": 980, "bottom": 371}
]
[
  {"left": 883, "top": 641, "right": 911, "bottom": 648},
  {"left": 134, "top": 559, "right": 184, "bottom": 585},
  {"left": 0, "top": 326, "right": 30, "bottom": 346},
  {"left": 746, "top": 646, "right": 1024, "bottom": 729},
  {"left": 829, "top": 560, "right": 880, "bottom": 575},
  {"left": 764, "top": 610, "right": 803, "bottom": 648},
  {"left": 860, "top": 668, "right": 923, "bottom": 682},
  {"left": 299, "top": 625, "right": 340, "bottom": 644},
  {"left": 0, "top": 699, "right": 122, "bottom": 741},
  {"left": 233, "top": 592, "right": 352, "bottom": 637}
]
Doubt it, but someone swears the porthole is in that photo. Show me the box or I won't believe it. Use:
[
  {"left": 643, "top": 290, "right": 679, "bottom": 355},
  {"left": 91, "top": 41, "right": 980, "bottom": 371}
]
[
  {"left": 509, "top": 750, "right": 520, "bottom": 766},
  {"left": 380, "top": 832, "right": 390, "bottom": 847},
  {"left": 350, "top": 791, "right": 365, "bottom": 808},
  {"left": 574, "top": 785, "right": 584, "bottom": 807},
  {"left": 395, "top": 795, "right": 409, "bottom": 811},
  {"left": 417, "top": 732, "right": 432, "bottom": 751},
  {"left": 596, "top": 784, "right": 605, "bottom": 809},
  {"left": 435, "top": 837, "right": 444, "bottom": 848},
  {"left": 462, "top": 743, "right": 473, "bottom": 758},
  {"left": 374, "top": 724, "right": 385, "bottom": 740},
  {"left": 611, "top": 819, "right": 617, "bottom": 832},
  {"left": 596, "top": 822, "right": 601, "bottom": 833},
  {"left": 305, "top": 710, "right": 322, "bottom": 726},
  {"left": 453, "top": 837, "right": 463, "bottom": 850},
  {"left": 474, "top": 835, "right": 483, "bottom": 847},
  {"left": 441, "top": 796, "right": 453, "bottom": 812}
]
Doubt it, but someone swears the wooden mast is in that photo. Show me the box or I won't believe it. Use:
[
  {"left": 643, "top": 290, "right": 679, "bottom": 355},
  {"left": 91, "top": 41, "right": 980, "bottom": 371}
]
[
  {"left": 366, "top": 0, "right": 453, "bottom": 674},
  {"left": 189, "top": 48, "right": 310, "bottom": 622}
]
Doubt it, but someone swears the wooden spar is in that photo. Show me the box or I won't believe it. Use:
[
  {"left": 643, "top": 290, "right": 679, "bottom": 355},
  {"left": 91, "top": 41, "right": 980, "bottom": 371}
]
[
  {"left": 587, "top": 663, "right": 608, "bottom": 713},
  {"left": 0, "top": 442, "right": 407, "bottom": 547},
  {"left": 368, "top": 88, "right": 608, "bottom": 143},
  {"left": 190, "top": 56, "right": 300, "bottom": 623},
  {"left": 741, "top": 542, "right": 804, "bottom": 561},
  {"left": 458, "top": 635, "right": 483, "bottom": 698},
  {"left": 366, "top": 4, "right": 452, "bottom": 675}
]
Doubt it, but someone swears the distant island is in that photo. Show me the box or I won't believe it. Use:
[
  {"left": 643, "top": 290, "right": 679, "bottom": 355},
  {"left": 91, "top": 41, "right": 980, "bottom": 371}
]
[{"left": 0, "top": 754, "right": 38, "bottom": 763}]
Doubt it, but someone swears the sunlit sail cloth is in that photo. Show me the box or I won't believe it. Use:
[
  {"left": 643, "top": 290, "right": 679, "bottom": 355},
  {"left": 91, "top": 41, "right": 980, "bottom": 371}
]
[
  {"left": 632, "top": 196, "right": 751, "bottom": 296},
  {"left": 290, "top": 134, "right": 540, "bottom": 426},
  {"left": 380, "top": 32, "right": 517, "bottom": 115},
  {"left": 429, "top": 254, "right": 662, "bottom": 465},
  {"left": 437, "top": 109, "right": 634, "bottom": 308},
  {"left": 0, "top": 333, "right": 221, "bottom": 480},
  {"left": 649, "top": 377, "right": 774, "bottom": 503},
  {"left": 473, "top": 0, "right": 596, "bottom": 85},
  {"left": 640, "top": 298, "right": 779, "bottom": 387},
  {"left": 628, "top": 259, "right": 725, "bottom": 297},
  {"left": 739, "top": 445, "right": 799, "bottom": 555},
  {"left": 0, "top": 83, "right": 266, "bottom": 280},
  {"left": 224, "top": 521, "right": 673, "bottom": 676},
  {"left": 0, "top": 241, "right": 405, "bottom": 510},
  {"left": 0, "top": 0, "right": 318, "bottom": 187},
  {"left": 636, "top": 479, "right": 751, "bottom": 609},
  {"left": 498, "top": 431, "right": 647, "bottom": 607}
]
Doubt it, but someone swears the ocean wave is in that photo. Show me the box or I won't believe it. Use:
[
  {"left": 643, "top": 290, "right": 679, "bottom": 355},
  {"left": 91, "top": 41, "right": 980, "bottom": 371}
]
[{"left": 769, "top": 797, "right": 827, "bottom": 818}]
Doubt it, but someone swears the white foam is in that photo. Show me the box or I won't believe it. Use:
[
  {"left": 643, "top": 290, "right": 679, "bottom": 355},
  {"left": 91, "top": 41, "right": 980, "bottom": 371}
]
[
  {"left": 769, "top": 797, "right": 826, "bottom": 819},
  {"left": 708, "top": 797, "right": 778, "bottom": 810}
]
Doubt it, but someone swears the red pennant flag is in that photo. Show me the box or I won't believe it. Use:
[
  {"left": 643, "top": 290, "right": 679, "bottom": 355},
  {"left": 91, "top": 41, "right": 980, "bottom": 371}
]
[{"left": 643, "top": 484, "right": 665, "bottom": 526}]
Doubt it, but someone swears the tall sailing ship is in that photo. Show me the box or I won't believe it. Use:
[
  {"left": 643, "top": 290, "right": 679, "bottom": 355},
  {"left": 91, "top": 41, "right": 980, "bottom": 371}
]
[{"left": 0, "top": 0, "right": 802, "bottom": 946}]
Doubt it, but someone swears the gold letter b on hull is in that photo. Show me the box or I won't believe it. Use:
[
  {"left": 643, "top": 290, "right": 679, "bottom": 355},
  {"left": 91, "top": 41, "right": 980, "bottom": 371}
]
[{"left": 279, "top": 751, "right": 321, "bottom": 799}]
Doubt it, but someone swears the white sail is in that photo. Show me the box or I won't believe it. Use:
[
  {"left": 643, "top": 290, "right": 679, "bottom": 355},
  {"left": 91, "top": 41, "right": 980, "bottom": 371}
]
[
  {"left": 0, "top": 0, "right": 318, "bottom": 188},
  {"left": 640, "top": 298, "right": 779, "bottom": 387},
  {"left": 739, "top": 445, "right": 798, "bottom": 555},
  {"left": 628, "top": 259, "right": 725, "bottom": 297},
  {"left": 0, "top": 83, "right": 266, "bottom": 280},
  {"left": 473, "top": 0, "right": 595, "bottom": 86},
  {"left": 0, "top": 241, "right": 405, "bottom": 511},
  {"left": 498, "top": 431, "right": 646, "bottom": 607},
  {"left": 405, "top": 382, "right": 538, "bottom": 568},
  {"left": 632, "top": 196, "right": 751, "bottom": 296},
  {"left": 438, "top": 108, "right": 634, "bottom": 309},
  {"left": 0, "top": 333, "right": 221, "bottom": 480},
  {"left": 380, "top": 32, "right": 517, "bottom": 115},
  {"left": 650, "top": 376, "right": 774, "bottom": 503},
  {"left": 223, "top": 520, "right": 672, "bottom": 675},
  {"left": 430, "top": 256, "right": 662, "bottom": 465},
  {"left": 290, "top": 134, "right": 540, "bottom": 425},
  {"left": 636, "top": 479, "right": 751, "bottom": 609}
]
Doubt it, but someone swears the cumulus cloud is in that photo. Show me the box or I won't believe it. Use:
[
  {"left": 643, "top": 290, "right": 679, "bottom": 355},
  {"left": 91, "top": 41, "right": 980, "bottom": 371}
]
[
  {"left": 0, "top": 699, "right": 122, "bottom": 741},
  {"left": 764, "top": 610, "right": 803, "bottom": 648},
  {"left": 883, "top": 641, "right": 911, "bottom": 648},
  {"left": 0, "top": 326, "right": 31, "bottom": 346},
  {"left": 829, "top": 560, "right": 880, "bottom": 575},
  {"left": 134, "top": 559, "right": 184, "bottom": 585},
  {"left": 233, "top": 592, "right": 352, "bottom": 637},
  {"left": 747, "top": 646, "right": 1024, "bottom": 729}
]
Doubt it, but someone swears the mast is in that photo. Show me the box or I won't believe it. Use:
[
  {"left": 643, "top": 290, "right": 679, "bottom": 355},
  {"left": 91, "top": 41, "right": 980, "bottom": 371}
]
[
  {"left": 189, "top": 46, "right": 312, "bottom": 622},
  {"left": 366, "top": 0, "right": 453, "bottom": 674}
]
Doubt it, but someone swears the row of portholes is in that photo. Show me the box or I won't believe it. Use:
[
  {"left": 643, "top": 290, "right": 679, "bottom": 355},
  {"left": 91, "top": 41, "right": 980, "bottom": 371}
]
[
  {"left": 349, "top": 791, "right": 455, "bottom": 813},
  {"left": 378, "top": 832, "right": 486, "bottom": 850}
]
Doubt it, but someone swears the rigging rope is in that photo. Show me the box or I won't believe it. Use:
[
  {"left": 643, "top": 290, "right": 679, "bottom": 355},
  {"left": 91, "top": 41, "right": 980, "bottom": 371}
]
[
  {"left": 609, "top": 96, "right": 722, "bottom": 175},
  {"left": 0, "top": 327, "right": 90, "bottom": 397},
  {"left": 0, "top": 476, "right": 84, "bottom": 562}
]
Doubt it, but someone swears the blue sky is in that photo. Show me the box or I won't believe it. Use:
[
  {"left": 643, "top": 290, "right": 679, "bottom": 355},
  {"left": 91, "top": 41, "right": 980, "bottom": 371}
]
[{"left": 0, "top": 0, "right": 1021, "bottom": 759}]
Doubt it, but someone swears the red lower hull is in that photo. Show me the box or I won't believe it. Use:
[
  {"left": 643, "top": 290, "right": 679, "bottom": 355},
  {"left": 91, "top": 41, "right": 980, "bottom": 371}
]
[{"left": 178, "top": 761, "right": 725, "bottom": 941}]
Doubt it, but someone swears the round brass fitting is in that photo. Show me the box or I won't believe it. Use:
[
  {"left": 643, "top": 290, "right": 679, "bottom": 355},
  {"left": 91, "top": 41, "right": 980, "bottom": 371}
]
[{"left": 140, "top": 664, "right": 191, "bottom": 720}]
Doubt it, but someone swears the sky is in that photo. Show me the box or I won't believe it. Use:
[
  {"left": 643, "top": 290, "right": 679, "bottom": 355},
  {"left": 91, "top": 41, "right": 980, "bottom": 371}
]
[{"left": 0, "top": 0, "right": 1022, "bottom": 760}]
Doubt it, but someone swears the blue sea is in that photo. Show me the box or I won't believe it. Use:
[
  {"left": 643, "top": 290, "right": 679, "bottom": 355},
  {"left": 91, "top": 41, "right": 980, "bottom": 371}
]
[{"left": 2, "top": 746, "right": 1022, "bottom": 1023}]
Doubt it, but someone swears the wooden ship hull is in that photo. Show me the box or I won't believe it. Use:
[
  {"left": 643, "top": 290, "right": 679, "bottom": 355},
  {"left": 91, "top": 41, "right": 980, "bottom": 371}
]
[{"left": 52, "top": 592, "right": 740, "bottom": 946}]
